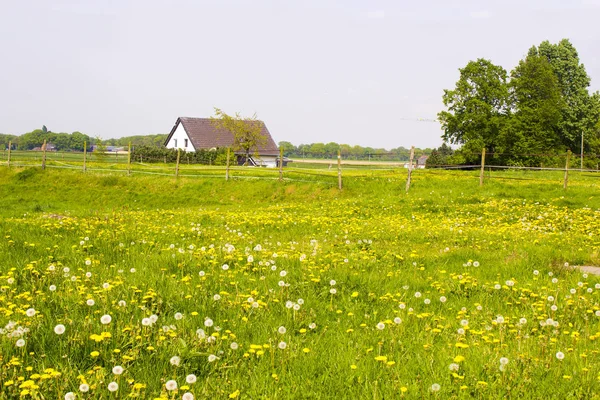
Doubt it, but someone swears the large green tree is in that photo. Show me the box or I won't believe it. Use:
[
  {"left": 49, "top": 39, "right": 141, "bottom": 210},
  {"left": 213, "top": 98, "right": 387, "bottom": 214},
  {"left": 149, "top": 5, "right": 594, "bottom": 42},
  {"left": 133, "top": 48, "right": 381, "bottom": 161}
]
[
  {"left": 534, "top": 39, "right": 598, "bottom": 152},
  {"left": 438, "top": 59, "right": 509, "bottom": 162},
  {"left": 498, "top": 52, "right": 565, "bottom": 165}
]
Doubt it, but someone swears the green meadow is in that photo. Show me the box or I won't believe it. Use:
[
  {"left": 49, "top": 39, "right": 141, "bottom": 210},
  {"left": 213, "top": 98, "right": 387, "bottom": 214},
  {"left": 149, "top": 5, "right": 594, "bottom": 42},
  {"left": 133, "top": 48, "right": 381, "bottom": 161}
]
[{"left": 1, "top": 167, "right": 600, "bottom": 399}]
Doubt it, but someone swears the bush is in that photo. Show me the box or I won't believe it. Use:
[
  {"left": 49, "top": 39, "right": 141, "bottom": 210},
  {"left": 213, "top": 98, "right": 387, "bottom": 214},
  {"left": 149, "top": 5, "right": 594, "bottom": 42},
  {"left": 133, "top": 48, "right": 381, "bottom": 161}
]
[{"left": 130, "top": 146, "right": 226, "bottom": 165}]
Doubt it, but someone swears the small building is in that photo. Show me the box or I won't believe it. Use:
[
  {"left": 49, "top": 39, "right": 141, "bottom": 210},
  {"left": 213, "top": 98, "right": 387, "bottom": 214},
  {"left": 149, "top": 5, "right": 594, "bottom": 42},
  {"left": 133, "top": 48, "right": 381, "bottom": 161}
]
[
  {"left": 417, "top": 155, "right": 429, "bottom": 169},
  {"left": 164, "top": 117, "right": 280, "bottom": 167},
  {"left": 33, "top": 143, "right": 57, "bottom": 151}
]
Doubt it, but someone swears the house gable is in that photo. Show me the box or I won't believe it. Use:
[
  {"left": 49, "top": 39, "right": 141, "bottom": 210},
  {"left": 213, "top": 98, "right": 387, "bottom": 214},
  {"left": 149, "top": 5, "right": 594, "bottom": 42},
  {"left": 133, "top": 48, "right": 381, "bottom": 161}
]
[{"left": 165, "top": 119, "right": 196, "bottom": 152}]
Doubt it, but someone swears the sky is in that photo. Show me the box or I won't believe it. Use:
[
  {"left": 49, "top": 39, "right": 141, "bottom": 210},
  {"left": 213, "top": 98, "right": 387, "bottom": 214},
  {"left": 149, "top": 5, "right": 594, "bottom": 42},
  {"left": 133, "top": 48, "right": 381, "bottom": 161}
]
[{"left": 1, "top": 0, "right": 599, "bottom": 150}]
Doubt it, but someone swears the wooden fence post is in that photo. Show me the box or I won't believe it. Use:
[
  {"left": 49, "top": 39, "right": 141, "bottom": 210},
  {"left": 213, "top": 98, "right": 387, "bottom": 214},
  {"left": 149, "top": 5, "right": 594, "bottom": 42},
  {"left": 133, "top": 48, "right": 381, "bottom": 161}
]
[
  {"left": 175, "top": 148, "right": 180, "bottom": 178},
  {"left": 564, "top": 150, "right": 571, "bottom": 189},
  {"left": 127, "top": 142, "right": 131, "bottom": 176},
  {"left": 405, "top": 146, "right": 415, "bottom": 192},
  {"left": 479, "top": 147, "right": 486, "bottom": 186},
  {"left": 42, "top": 139, "right": 47, "bottom": 170},
  {"left": 337, "top": 149, "right": 342, "bottom": 190},
  {"left": 83, "top": 141, "right": 87, "bottom": 173},
  {"left": 279, "top": 146, "right": 284, "bottom": 182},
  {"left": 226, "top": 147, "right": 231, "bottom": 181},
  {"left": 7, "top": 141, "right": 11, "bottom": 168}
]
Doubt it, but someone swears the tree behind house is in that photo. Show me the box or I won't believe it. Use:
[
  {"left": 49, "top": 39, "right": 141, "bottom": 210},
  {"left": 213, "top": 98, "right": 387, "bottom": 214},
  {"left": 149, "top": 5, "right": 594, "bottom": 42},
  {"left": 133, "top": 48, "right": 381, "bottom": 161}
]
[{"left": 210, "top": 108, "right": 266, "bottom": 166}]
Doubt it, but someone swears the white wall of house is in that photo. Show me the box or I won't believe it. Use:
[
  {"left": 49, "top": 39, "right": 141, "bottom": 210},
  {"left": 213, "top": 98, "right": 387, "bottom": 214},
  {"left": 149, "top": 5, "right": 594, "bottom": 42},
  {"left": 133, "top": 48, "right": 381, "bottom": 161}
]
[
  {"left": 252, "top": 155, "right": 278, "bottom": 167},
  {"left": 165, "top": 123, "right": 196, "bottom": 152}
]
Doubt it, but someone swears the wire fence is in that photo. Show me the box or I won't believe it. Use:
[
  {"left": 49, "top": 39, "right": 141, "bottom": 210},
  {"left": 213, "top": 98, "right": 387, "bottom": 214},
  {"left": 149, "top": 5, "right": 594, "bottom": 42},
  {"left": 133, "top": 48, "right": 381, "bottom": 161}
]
[{"left": 2, "top": 149, "right": 600, "bottom": 191}]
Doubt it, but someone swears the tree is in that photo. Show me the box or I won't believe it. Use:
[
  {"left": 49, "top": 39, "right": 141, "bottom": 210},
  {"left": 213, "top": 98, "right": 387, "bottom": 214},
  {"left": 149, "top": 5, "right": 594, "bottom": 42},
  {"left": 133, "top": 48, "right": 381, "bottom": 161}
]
[
  {"left": 426, "top": 143, "right": 454, "bottom": 167},
  {"left": 497, "top": 53, "right": 565, "bottom": 165},
  {"left": 210, "top": 108, "right": 266, "bottom": 166},
  {"left": 534, "top": 39, "right": 597, "bottom": 152},
  {"left": 438, "top": 59, "right": 509, "bottom": 162},
  {"left": 93, "top": 136, "right": 109, "bottom": 161},
  {"left": 278, "top": 141, "right": 296, "bottom": 156}
]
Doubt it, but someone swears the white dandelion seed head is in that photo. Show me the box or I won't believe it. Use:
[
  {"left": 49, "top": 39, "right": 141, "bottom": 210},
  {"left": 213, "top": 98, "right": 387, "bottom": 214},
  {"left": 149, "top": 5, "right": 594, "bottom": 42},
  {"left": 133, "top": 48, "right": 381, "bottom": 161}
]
[
  {"left": 54, "top": 324, "right": 66, "bottom": 335},
  {"left": 278, "top": 326, "right": 287, "bottom": 334},
  {"left": 431, "top": 383, "right": 441, "bottom": 392},
  {"left": 16, "top": 339, "right": 25, "bottom": 347},
  {"left": 278, "top": 341, "right": 287, "bottom": 350},
  {"left": 108, "top": 382, "right": 118, "bottom": 392},
  {"left": 112, "top": 365, "right": 124, "bottom": 375},
  {"left": 165, "top": 380, "right": 178, "bottom": 391},
  {"left": 64, "top": 392, "right": 75, "bottom": 400},
  {"left": 79, "top": 383, "right": 89, "bottom": 393},
  {"left": 230, "top": 342, "right": 239, "bottom": 350},
  {"left": 170, "top": 356, "right": 181, "bottom": 366},
  {"left": 208, "top": 354, "right": 217, "bottom": 362},
  {"left": 182, "top": 393, "right": 194, "bottom": 400},
  {"left": 499, "top": 357, "right": 509, "bottom": 365},
  {"left": 376, "top": 322, "right": 385, "bottom": 330},
  {"left": 204, "top": 318, "right": 214, "bottom": 327},
  {"left": 186, "top": 374, "right": 197, "bottom": 384},
  {"left": 100, "top": 314, "right": 112, "bottom": 324},
  {"left": 86, "top": 299, "right": 95, "bottom": 306},
  {"left": 25, "top": 308, "right": 36, "bottom": 317},
  {"left": 556, "top": 351, "right": 565, "bottom": 360},
  {"left": 449, "top": 363, "right": 459, "bottom": 372}
]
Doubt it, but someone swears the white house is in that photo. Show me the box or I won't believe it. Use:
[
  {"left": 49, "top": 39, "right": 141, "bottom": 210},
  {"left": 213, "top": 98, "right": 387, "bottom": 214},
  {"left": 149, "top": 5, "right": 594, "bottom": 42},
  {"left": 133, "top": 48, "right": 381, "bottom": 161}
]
[{"left": 164, "top": 117, "right": 280, "bottom": 167}]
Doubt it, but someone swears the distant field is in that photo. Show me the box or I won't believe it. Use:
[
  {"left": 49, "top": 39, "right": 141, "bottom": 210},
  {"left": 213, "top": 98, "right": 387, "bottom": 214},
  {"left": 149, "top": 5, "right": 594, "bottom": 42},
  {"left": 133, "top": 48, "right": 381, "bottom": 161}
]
[{"left": 1, "top": 167, "right": 600, "bottom": 399}]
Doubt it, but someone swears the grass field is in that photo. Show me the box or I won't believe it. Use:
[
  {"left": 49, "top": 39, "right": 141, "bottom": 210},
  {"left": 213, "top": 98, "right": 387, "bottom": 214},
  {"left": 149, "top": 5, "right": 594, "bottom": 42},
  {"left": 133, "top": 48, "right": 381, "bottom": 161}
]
[{"left": 1, "top": 166, "right": 600, "bottom": 399}]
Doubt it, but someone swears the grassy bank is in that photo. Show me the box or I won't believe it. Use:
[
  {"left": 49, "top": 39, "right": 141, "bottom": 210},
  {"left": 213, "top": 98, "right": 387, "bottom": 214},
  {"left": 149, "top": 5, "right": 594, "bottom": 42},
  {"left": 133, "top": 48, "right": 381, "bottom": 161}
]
[{"left": 1, "top": 167, "right": 600, "bottom": 398}]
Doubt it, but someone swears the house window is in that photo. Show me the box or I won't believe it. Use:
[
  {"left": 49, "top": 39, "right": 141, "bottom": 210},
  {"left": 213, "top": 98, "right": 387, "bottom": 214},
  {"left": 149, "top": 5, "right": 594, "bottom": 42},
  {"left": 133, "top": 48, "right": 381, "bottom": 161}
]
[
  {"left": 174, "top": 139, "right": 177, "bottom": 147},
  {"left": 184, "top": 139, "right": 188, "bottom": 148}
]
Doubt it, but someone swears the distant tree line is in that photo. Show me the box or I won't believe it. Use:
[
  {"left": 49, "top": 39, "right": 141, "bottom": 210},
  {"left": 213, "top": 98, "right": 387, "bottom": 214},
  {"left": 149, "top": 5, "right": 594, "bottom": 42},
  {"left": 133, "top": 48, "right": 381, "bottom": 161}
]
[
  {"left": 438, "top": 39, "right": 600, "bottom": 168},
  {"left": 0, "top": 130, "right": 168, "bottom": 151},
  {"left": 278, "top": 141, "right": 432, "bottom": 161}
]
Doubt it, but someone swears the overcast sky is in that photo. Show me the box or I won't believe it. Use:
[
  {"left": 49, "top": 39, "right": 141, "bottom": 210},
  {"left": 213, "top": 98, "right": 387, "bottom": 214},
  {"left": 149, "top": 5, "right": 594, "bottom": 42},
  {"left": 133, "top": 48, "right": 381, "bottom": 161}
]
[{"left": 1, "top": 0, "right": 599, "bottom": 149}]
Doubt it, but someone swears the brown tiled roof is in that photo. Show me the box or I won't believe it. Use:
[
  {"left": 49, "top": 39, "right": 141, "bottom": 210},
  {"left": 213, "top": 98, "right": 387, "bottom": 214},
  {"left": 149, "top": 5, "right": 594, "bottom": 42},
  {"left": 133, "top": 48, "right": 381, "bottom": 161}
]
[{"left": 165, "top": 117, "right": 279, "bottom": 156}]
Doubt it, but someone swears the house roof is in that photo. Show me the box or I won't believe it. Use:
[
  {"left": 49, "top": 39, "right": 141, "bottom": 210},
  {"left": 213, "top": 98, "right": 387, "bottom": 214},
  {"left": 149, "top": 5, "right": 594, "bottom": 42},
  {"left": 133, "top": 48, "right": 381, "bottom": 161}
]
[
  {"left": 165, "top": 117, "right": 279, "bottom": 156},
  {"left": 417, "top": 155, "right": 429, "bottom": 165}
]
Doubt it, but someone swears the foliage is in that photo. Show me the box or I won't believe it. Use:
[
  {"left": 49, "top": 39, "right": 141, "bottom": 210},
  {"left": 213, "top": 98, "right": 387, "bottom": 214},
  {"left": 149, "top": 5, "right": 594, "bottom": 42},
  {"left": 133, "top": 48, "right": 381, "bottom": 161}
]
[
  {"left": 498, "top": 52, "right": 566, "bottom": 166},
  {"left": 104, "top": 134, "right": 168, "bottom": 148},
  {"left": 130, "top": 145, "right": 226, "bottom": 165},
  {"left": 210, "top": 108, "right": 266, "bottom": 165},
  {"left": 425, "top": 143, "right": 454, "bottom": 167},
  {"left": 1, "top": 168, "right": 600, "bottom": 398},
  {"left": 438, "top": 59, "right": 509, "bottom": 163},
  {"left": 280, "top": 141, "right": 432, "bottom": 161},
  {"left": 93, "top": 136, "right": 109, "bottom": 161},
  {"left": 439, "top": 39, "right": 600, "bottom": 167}
]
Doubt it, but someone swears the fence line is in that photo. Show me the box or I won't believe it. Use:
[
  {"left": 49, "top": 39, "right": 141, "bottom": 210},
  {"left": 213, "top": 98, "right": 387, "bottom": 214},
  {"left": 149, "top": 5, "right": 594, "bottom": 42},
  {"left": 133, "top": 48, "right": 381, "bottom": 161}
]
[{"left": 2, "top": 148, "right": 600, "bottom": 192}]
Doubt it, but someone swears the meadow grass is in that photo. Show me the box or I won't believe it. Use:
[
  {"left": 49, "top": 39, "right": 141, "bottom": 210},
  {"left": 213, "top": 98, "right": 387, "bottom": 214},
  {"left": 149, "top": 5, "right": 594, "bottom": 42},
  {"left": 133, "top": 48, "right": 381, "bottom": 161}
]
[{"left": 1, "top": 167, "right": 600, "bottom": 399}]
